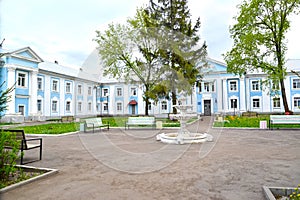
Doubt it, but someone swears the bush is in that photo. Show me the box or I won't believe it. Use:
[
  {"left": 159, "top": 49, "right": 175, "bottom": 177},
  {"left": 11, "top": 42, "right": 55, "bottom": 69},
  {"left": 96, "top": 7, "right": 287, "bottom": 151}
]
[{"left": 0, "top": 130, "right": 21, "bottom": 188}]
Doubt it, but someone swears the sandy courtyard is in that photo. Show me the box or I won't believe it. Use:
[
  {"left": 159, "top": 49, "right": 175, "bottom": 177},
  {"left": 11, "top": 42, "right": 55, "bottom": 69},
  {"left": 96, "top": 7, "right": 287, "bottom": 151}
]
[{"left": 2, "top": 117, "right": 300, "bottom": 200}]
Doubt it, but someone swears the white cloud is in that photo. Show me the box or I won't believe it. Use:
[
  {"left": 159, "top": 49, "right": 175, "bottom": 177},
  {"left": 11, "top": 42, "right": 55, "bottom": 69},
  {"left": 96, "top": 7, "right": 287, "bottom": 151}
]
[{"left": 0, "top": 0, "right": 299, "bottom": 66}]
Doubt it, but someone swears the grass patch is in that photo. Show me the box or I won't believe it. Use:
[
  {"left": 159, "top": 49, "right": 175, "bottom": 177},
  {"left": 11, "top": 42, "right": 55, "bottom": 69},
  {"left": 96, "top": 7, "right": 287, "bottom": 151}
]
[
  {"left": 214, "top": 115, "right": 300, "bottom": 128},
  {"left": 16, "top": 123, "right": 80, "bottom": 134}
]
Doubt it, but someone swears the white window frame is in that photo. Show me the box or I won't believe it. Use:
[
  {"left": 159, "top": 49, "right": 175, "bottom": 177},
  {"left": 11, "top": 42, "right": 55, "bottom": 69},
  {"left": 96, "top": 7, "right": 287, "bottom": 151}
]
[
  {"left": 78, "top": 102, "right": 82, "bottom": 112},
  {"left": 66, "top": 101, "right": 71, "bottom": 112},
  {"left": 229, "top": 80, "right": 238, "bottom": 92},
  {"left": 116, "top": 102, "right": 122, "bottom": 112},
  {"left": 18, "top": 105, "right": 25, "bottom": 115},
  {"left": 272, "top": 97, "right": 281, "bottom": 109},
  {"left": 88, "top": 102, "right": 92, "bottom": 111},
  {"left": 102, "top": 88, "right": 109, "bottom": 97},
  {"left": 52, "top": 79, "right": 59, "bottom": 92},
  {"left": 88, "top": 86, "right": 92, "bottom": 96},
  {"left": 116, "top": 87, "right": 123, "bottom": 96},
  {"left": 148, "top": 102, "right": 152, "bottom": 110},
  {"left": 292, "top": 78, "right": 300, "bottom": 89},
  {"left": 66, "top": 82, "right": 71, "bottom": 93},
  {"left": 293, "top": 97, "right": 300, "bottom": 108},
  {"left": 37, "top": 99, "right": 42, "bottom": 112},
  {"left": 17, "top": 72, "right": 27, "bottom": 88},
  {"left": 161, "top": 101, "right": 167, "bottom": 111},
  {"left": 252, "top": 98, "right": 260, "bottom": 109},
  {"left": 251, "top": 80, "right": 260, "bottom": 91},
  {"left": 103, "top": 103, "right": 108, "bottom": 111},
  {"left": 131, "top": 87, "right": 137, "bottom": 96},
  {"left": 77, "top": 84, "right": 82, "bottom": 95},
  {"left": 230, "top": 98, "right": 238, "bottom": 109},
  {"left": 37, "top": 77, "right": 43, "bottom": 90},
  {"left": 52, "top": 100, "right": 58, "bottom": 112}
]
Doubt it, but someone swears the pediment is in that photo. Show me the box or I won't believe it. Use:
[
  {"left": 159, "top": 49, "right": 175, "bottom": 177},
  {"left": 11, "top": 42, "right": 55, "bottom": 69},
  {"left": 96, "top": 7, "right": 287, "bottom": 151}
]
[{"left": 10, "top": 47, "right": 43, "bottom": 63}]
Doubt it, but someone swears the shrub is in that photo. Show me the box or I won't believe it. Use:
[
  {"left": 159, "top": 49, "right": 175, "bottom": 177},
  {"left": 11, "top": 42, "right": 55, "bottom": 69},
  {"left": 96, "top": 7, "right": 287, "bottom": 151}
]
[{"left": 0, "top": 130, "right": 21, "bottom": 188}]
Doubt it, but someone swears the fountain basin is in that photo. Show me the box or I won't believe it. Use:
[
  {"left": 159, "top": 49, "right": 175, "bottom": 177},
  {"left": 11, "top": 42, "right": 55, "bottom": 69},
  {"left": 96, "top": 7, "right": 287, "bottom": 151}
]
[{"left": 156, "top": 132, "right": 212, "bottom": 144}]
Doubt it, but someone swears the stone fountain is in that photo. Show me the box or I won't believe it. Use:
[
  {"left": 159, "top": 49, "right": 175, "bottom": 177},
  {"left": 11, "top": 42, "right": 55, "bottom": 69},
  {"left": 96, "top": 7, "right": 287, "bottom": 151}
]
[{"left": 156, "top": 98, "right": 212, "bottom": 144}]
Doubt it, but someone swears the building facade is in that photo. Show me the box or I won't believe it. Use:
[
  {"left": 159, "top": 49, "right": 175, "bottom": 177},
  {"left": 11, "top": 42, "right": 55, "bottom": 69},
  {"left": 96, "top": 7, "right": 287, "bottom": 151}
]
[{"left": 0, "top": 47, "right": 299, "bottom": 123}]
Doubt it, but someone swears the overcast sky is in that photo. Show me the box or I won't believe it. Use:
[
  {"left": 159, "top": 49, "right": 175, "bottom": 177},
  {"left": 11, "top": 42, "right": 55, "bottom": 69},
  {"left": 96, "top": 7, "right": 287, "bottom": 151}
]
[{"left": 1, "top": 0, "right": 300, "bottom": 67}]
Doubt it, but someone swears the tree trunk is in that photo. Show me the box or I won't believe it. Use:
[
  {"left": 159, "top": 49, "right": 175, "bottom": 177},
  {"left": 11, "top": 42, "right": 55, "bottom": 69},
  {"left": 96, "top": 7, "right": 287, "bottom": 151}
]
[
  {"left": 280, "top": 78, "right": 290, "bottom": 113},
  {"left": 145, "top": 96, "right": 149, "bottom": 116},
  {"left": 171, "top": 91, "right": 177, "bottom": 114}
]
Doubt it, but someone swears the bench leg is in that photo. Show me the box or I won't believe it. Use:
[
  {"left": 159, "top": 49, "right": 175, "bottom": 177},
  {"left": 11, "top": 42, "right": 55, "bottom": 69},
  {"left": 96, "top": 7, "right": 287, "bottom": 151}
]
[{"left": 40, "top": 144, "right": 42, "bottom": 160}]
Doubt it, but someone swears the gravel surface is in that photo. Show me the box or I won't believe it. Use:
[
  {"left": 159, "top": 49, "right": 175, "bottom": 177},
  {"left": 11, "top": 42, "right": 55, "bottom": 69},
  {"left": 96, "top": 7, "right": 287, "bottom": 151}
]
[{"left": 1, "top": 117, "right": 300, "bottom": 200}]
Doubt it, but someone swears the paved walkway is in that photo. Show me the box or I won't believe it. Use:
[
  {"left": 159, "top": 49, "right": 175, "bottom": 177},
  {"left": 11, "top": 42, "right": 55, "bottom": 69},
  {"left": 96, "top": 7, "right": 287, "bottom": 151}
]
[{"left": 2, "top": 117, "right": 300, "bottom": 200}]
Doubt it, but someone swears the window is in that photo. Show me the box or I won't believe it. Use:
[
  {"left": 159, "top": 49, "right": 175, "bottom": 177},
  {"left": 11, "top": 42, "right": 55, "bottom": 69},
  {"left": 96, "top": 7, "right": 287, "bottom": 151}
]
[
  {"left": 103, "top": 88, "right": 109, "bottom": 97},
  {"left": 103, "top": 103, "right": 108, "bottom": 111},
  {"left": 229, "top": 80, "right": 237, "bottom": 91},
  {"left": 66, "top": 101, "right": 71, "bottom": 112},
  {"left": 131, "top": 87, "right": 137, "bottom": 96},
  {"left": 292, "top": 79, "right": 300, "bottom": 89},
  {"left": 273, "top": 98, "right": 280, "bottom": 108},
  {"left": 17, "top": 72, "right": 26, "bottom": 87},
  {"left": 294, "top": 97, "right": 300, "bottom": 107},
  {"left": 230, "top": 99, "right": 237, "bottom": 109},
  {"left": 88, "top": 102, "right": 92, "bottom": 111},
  {"left": 78, "top": 85, "right": 82, "bottom": 95},
  {"left": 204, "top": 83, "right": 210, "bottom": 92},
  {"left": 252, "top": 98, "right": 260, "bottom": 108},
  {"left": 96, "top": 88, "right": 101, "bottom": 97},
  {"left": 18, "top": 105, "right": 25, "bottom": 115},
  {"left": 78, "top": 102, "right": 82, "bottom": 112},
  {"left": 148, "top": 102, "right": 152, "bottom": 110},
  {"left": 88, "top": 87, "right": 92, "bottom": 95},
  {"left": 117, "top": 102, "right": 122, "bottom": 111},
  {"left": 272, "top": 81, "right": 280, "bottom": 90},
  {"left": 37, "top": 77, "right": 43, "bottom": 90},
  {"left": 52, "top": 80, "right": 58, "bottom": 92},
  {"left": 211, "top": 82, "right": 215, "bottom": 92},
  {"left": 37, "top": 100, "right": 42, "bottom": 112},
  {"left": 161, "top": 101, "right": 167, "bottom": 111},
  {"left": 66, "top": 82, "right": 71, "bottom": 93},
  {"left": 251, "top": 80, "right": 260, "bottom": 91},
  {"left": 116, "top": 88, "right": 122, "bottom": 96},
  {"left": 52, "top": 100, "right": 58, "bottom": 112}
]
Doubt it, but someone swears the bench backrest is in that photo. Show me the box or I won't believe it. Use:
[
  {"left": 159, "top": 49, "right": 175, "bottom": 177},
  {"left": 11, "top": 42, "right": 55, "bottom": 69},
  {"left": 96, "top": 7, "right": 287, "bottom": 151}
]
[
  {"left": 85, "top": 118, "right": 104, "bottom": 127},
  {"left": 2, "top": 129, "right": 27, "bottom": 149},
  {"left": 270, "top": 115, "right": 300, "bottom": 124},
  {"left": 128, "top": 117, "right": 155, "bottom": 125}
]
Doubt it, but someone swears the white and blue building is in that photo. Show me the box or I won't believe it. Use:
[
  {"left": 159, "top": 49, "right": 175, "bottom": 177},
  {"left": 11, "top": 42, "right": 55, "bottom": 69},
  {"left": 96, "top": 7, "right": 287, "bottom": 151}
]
[{"left": 0, "top": 46, "right": 299, "bottom": 123}]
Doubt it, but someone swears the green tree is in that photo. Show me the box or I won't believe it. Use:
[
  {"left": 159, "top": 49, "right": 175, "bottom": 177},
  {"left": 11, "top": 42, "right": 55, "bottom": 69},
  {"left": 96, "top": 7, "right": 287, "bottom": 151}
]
[
  {"left": 94, "top": 9, "right": 165, "bottom": 115},
  {"left": 146, "top": 0, "right": 207, "bottom": 113},
  {"left": 0, "top": 81, "right": 15, "bottom": 118},
  {"left": 224, "top": 0, "right": 300, "bottom": 113}
]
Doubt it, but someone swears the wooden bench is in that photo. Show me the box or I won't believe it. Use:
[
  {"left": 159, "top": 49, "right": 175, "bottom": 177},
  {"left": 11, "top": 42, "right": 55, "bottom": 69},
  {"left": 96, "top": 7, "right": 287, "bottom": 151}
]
[
  {"left": 61, "top": 116, "right": 74, "bottom": 123},
  {"left": 269, "top": 115, "right": 300, "bottom": 130},
  {"left": 125, "top": 117, "right": 156, "bottom": 130},
  {"left": 3, "top": 129, "right": 42, "bottom": 165},
  {"left": 84, "top": 118, "right": 109, "bottom": 133}
]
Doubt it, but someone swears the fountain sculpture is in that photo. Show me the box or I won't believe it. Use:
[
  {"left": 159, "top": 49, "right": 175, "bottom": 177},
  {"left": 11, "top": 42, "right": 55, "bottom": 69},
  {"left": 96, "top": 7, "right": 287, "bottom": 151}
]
[{"left": 156, "top": 98, "right": 213, "bottom": 144}]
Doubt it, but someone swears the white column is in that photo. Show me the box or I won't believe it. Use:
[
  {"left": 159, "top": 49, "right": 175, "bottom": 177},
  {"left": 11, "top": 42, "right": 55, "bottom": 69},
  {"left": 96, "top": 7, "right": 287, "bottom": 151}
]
[
  {"left": 29, "top": 70, "right": 38, "bottom": 116},
  {"left": 239, "top": 77, "right": 246, "bottom": 112},
  {"left": 222, "top": 78, "right": 228, "bottom": 113},
  {"left": 6, "top": 65, "right": 16, "bottom": 114}
]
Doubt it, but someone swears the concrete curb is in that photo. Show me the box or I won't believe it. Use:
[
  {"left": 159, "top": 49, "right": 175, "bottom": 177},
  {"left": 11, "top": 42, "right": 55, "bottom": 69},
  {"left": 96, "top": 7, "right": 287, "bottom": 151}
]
[{"left": 0, "top": 165, "right": 59, "bottom": 193}]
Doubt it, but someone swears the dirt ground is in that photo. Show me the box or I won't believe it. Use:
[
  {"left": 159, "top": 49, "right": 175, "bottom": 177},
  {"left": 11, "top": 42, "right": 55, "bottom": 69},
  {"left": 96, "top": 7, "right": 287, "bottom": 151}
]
[{"left": 1, "top": 117, "right": 300, "bottom": 200}]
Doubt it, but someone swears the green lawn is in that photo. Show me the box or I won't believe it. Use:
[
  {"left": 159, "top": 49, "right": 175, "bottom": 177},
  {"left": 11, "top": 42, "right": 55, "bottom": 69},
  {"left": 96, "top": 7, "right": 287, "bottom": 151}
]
[{"left": 213, "top": 115, "right": 300, "bottom": 129}]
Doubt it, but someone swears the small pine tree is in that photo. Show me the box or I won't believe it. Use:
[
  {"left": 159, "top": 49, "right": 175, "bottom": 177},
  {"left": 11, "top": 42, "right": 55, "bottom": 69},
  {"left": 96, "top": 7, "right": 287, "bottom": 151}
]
[{"left": 0, "top": 81, "right": 15, "bottom": 119}]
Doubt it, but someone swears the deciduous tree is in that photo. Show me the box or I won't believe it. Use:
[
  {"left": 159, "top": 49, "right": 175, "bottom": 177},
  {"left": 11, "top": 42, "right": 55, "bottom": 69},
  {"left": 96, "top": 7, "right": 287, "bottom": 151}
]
[{"left": 224, "top": 0, "right": 300, "bottom": 113}]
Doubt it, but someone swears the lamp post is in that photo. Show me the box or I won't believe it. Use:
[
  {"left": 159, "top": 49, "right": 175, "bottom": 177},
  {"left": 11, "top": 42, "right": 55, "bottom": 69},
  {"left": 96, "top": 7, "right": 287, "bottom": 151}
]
[
  {"left": 234, "top": 99, "right": 236, "bottom": 116},
  {"left": 106, "top": 95, "right": 109, "bottom": 116}
]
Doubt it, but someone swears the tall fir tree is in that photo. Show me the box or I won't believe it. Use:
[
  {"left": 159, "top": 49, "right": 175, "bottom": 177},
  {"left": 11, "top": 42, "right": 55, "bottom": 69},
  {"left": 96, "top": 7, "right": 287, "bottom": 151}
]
[{"left": 146, "top": 0, "right": 207, "bottom": 113}]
